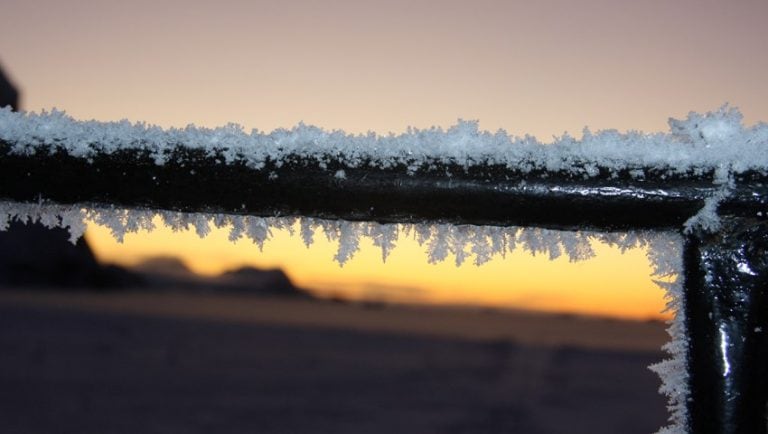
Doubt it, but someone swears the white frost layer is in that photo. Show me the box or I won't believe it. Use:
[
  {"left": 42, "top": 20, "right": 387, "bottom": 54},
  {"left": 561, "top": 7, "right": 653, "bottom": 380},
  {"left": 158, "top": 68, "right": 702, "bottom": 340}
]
[
  {"left": 647, "top": 237, "right": 689, "bottom": 434},
  {"left": 0, "top": 200, "right": 680, "bottom": 267},
  {"left": 1, "top": 105, "right": 766, "bottom": 174},
  {"left": 0, "top": 200, "right": 688, "bottom": 433},
  {"left": 0, "top": 200, "right": 607, "bottom": 265}
]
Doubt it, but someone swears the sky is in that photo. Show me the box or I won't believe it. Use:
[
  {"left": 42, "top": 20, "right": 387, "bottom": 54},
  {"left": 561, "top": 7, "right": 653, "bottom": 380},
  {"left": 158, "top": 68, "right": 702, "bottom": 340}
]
[{"left": 2, "top": 0, "right": 767, "bottom": 319}]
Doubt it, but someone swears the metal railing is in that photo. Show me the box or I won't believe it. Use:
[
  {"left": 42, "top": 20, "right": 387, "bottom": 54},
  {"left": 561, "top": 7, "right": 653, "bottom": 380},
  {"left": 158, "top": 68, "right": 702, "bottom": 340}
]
[{"left": 1, "top": 128, "right": 766, "bottom": 434}]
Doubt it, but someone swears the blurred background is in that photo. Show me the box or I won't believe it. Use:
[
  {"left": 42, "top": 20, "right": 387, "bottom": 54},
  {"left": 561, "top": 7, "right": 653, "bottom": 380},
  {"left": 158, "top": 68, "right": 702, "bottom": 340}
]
[{"left": 1, "top": 0, "right": 767, "bottom": 432}]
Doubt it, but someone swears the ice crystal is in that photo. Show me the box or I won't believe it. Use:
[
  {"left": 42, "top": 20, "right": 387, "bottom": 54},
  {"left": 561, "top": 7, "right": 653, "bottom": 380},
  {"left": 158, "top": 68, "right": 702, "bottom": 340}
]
[
  {"left": 1, "top": 106, "right": 766, "bottom": 177},
  {"left": 645, "top": 234, "right": 688, "bottom": 434},
  {"left": 0, "top": 200, "right": 668, "bottom": 269}
]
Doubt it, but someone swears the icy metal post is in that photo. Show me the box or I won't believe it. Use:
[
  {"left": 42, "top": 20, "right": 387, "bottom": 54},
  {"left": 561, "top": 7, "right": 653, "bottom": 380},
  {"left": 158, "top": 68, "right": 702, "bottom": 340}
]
[{"left": 683, "top": 215, "right": 768, "bottom": 434}]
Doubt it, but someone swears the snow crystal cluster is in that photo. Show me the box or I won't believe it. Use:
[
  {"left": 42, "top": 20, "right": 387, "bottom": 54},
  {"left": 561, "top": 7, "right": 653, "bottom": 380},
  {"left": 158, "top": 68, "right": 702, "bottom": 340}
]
[
  {"left": 0, "top": 200, "right": 652, "bottom": 265},
  {"left": 646, "top": 236, "right": 689, "bottom": 434},
  {"left": 1, "top": 105, "right": 766, "bottom": 175}
]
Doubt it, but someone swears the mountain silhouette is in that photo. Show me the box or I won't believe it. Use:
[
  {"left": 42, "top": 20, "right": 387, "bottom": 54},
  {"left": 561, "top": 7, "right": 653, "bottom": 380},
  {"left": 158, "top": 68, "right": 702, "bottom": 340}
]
[{"left": 130, "top": 256, "right": 306, "bottom": 297}]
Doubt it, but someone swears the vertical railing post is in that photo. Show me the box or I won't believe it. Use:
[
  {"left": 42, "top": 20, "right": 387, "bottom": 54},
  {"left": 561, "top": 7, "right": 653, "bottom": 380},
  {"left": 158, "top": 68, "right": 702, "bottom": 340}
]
[{"left": 683, "top": 216, "right": 768, "bottom": 433}]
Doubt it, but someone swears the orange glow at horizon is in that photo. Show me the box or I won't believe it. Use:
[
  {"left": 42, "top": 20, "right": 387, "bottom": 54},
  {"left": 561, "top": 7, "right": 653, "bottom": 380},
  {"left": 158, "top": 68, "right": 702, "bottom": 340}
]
[{"left": 86, "top": 219, "right": 672, "bottom": 321}]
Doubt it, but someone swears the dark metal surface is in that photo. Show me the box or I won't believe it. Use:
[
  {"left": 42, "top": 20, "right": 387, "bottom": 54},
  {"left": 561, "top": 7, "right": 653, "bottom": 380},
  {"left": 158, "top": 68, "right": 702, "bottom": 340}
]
[
  {"left": 684, "top": 217, "right": 768, "bottom": 434},
  {"left": 1, "top": 144, "right": 766, "bottom": 232}
]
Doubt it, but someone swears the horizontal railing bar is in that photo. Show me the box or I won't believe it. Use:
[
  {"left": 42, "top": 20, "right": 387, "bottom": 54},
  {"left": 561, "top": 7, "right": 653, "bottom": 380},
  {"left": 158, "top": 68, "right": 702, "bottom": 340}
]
[{"left": 1, "top": 143, "right": 766, "bottom": 231}]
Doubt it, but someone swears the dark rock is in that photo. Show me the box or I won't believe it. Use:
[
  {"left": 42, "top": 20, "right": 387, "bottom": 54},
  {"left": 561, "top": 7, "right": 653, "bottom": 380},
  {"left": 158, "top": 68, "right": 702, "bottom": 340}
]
[
  {"left": 0, "top": 62, "right": 18, "bottom": 109},
  {"left": 0, "top": 221, "right": 142, "bottom": 289}
]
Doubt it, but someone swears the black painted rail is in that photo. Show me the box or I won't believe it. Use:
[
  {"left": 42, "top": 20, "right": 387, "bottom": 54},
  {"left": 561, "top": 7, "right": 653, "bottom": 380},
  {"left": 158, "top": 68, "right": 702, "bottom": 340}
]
[
  {"left": 1, "top": 140, "right": 767, "bottom": 433},
  {"left": 0, "top": 143, "right": 766, "bottom": 229}
]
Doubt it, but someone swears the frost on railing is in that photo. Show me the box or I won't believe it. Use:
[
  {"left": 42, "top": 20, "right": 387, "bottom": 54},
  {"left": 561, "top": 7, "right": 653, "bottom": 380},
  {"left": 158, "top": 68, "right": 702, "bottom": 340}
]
[
  {"left": 0, "top": 200, "right": 680, "bottom": 267},
  {"left": 2, "top": 105, "right": 767, "bottom": 434},
  {"left": 1, "top": 105, "right": 766, "bottom": 175},
  {"left": 2, "top": 105, "right": 766, "bottom": 237}
]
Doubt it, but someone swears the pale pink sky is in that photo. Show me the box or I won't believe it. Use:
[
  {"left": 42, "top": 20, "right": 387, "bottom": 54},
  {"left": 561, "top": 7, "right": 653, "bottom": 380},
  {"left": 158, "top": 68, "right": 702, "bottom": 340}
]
[{"left": 2, "top": 0, "right": 767, "bottom": 138}]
